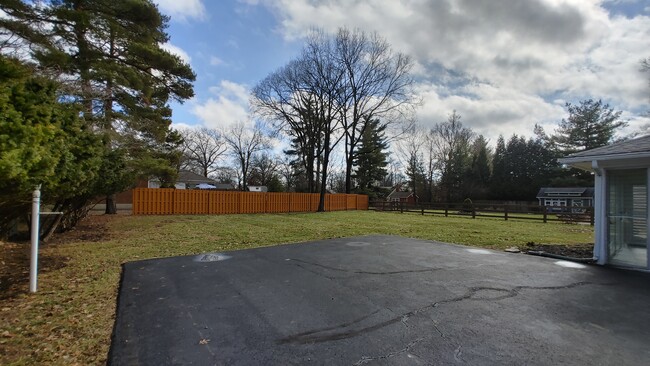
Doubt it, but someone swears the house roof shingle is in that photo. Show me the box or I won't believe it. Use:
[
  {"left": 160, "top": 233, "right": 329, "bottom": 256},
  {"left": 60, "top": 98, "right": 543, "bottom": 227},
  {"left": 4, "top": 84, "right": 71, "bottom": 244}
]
[
  {"left": 563, "top": 135, "right": 650, "bottom": 159},
  {"left": 178, "top": 170, "right": 217, "bottom": 185}
]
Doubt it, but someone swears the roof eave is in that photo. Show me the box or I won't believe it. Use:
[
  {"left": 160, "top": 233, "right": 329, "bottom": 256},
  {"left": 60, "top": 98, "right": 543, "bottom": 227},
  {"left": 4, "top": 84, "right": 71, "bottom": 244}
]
[{"left": 559, "top": 151, "right": 650, "bottom": 171}]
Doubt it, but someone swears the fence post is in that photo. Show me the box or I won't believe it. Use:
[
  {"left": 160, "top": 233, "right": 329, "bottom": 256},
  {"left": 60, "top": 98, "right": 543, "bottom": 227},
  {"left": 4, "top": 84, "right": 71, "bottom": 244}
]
[
  {"left": 400, "top": 201, "right": 403, "bottom": 213},
  {"left": 504, "top": 205, "right": 508, "bottom": 221},
  {"left": 421, "top": 204, "right": 424, "bottom": 216},
  {"left": 543, "top": 205, "right": 547, "bottom": 223},
  {"left": 444, "top": 203, "right": 448, "bottom": 217},
  {"left": 590, "top": 206, "right": 594, "bottom": 226},
  {"left": 472, "top": 205, "right": 476, "bottom": 219}
]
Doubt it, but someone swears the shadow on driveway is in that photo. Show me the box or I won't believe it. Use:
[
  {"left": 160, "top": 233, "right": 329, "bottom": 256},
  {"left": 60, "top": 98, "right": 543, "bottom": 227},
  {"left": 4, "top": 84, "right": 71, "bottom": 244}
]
[{"left": 109, "top": 235, "right": 650, "bottom": 365}]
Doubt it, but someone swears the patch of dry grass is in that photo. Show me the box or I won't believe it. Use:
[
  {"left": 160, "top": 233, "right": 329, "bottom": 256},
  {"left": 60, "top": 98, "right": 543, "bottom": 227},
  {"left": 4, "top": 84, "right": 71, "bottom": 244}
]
[{"left": 0, "top": 210, "right": 593, "bottom": 365}]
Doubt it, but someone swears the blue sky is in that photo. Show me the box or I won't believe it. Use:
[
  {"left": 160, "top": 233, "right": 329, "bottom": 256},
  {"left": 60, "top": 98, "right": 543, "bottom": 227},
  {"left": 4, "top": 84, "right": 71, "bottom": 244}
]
[{"left": 156, "top": 0, "right": 650, "bottom": 143}]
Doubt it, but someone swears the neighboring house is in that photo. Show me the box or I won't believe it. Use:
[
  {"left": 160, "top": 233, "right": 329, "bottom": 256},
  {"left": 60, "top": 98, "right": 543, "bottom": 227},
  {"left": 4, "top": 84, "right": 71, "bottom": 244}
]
[
  {"left": 148, "top": 170, "right": 218, "bottom": 190},
  {"left": 248, "top": 186, "right": 268, "bottom": 192},
  {"left": 536, "top": 187, "right": 594, "bottom": 211},
  {"left": 386, "top": 189, "right": 418, "bottom": 204},
  {"left": 560, "top": 135, "right": 650, "bottom": 270}
]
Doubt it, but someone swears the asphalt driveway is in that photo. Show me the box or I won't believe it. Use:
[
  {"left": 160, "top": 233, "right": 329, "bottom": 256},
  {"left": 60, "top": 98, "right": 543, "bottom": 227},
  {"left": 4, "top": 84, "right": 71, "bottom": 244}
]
[{"left": 109, "top": 235, "right": 650, "bottom": 365}]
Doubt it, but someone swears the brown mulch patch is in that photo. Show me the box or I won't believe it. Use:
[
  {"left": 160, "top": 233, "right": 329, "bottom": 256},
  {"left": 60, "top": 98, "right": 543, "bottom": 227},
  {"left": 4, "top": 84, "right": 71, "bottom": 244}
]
[
  {"left": 0, "top": 215, "right": 115, "bottom": 301},
  {"left": 47, "top": 214, "right": 116, "bottom": 245},
  {"left": 524, "top": 241, "right": 594, "bottom": 258}
]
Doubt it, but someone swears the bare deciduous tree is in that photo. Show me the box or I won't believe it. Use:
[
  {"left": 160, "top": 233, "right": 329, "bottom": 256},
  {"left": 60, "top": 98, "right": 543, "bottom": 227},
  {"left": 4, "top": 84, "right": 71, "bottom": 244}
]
[
  {"left": 430, "top": 111, "right": 474, "bottom": 202},
  {"left": 253, "top": 61, "right": 325, "bottom": 193},
  {"left": 253, "top": 27, "right": 418, "bottom": 209},
  {"left": 396, "top": 125, "right": 426, "bottom": 196},
  {"left": 335, "top": 28, "right": 417, "bottom": 193},
  {"left": 223, "top": 122, "right": 270, "bottom": 191},
  {"left": 249, "top": 153, "right": 280, "bottom": 187},
  {"left": 180, "top": 127, "right": 227, "bottom": 178}
]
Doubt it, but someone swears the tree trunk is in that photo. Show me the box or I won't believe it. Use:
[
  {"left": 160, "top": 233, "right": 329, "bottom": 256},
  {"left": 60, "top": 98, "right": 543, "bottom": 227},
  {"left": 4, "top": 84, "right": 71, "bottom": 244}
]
[
  {"left": 105, "top": 194, "right": 117, "bottom": 214},
  {"left": 241, "top": 157, "right": 248, "bottom": 191},
  {"left": 318, "top": 132, "right": 331, "bottom": 212},
  {"left": 344, "top": 154, "right": 354, "bottom": 193}
]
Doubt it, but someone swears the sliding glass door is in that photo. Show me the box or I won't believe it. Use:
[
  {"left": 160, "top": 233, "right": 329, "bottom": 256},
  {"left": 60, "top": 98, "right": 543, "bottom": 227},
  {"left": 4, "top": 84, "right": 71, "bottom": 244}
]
[{"left": 607, "top": 169, "right": 648, "bottom": 268}]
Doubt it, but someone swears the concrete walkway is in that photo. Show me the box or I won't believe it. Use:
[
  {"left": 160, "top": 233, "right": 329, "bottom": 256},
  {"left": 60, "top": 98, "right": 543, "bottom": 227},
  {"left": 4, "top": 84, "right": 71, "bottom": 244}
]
[{"left": 109, "top": 235, "right": 650, "bottom": 365}]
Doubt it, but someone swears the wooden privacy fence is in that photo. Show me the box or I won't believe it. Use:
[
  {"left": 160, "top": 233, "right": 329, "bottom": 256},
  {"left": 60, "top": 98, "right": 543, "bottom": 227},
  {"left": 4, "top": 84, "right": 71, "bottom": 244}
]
[
  {"left": 371, "top": 201, "right": 594, "bottom": 225},
  {"left": 132, "top": 188, "right": 369, "bottom": 215}
]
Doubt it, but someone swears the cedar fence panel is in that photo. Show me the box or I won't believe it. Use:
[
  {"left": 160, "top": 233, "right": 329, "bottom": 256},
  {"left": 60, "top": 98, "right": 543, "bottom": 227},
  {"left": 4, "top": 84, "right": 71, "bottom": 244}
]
[
  {"left": 357, "top": 195, "right": 369, "bottom": 210},
  {"left": 290, "top": 193, "right": 312, "bottom": 212},
  {"left": 267, "top": 193, "right": 290, "bottom": 213},
  {"left": 346, "top": 195, "right": 357, "bottom": 210},
  {"left": 240, "top": 192, "right": 265, "bottom": 214},
  {"left": 132, "top": 188, "right": 369, "bottom": 215},
  {"left": 328, "top": 194, "right": 347, "bottom": 211},
  {"left": 208, "top": 191, "right": 239, "bottom": 214},
  {"left": 133, "top": 188, "right": 174, "bottom": 215},
  {"left": 174, "top": 189, "right": 208, "bottom": 214},
  {"left": 311, "top": 194, "right": 320, "bottom": 212}
]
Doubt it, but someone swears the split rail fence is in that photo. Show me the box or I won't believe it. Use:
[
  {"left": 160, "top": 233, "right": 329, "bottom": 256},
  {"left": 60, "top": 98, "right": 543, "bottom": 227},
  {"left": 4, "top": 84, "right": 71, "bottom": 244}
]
[
  {"left": 371, "top": 201, "right": 594, "bottom": 225},
  {"left": 132, "top": 188, "right": 369, "bottom": 215}
]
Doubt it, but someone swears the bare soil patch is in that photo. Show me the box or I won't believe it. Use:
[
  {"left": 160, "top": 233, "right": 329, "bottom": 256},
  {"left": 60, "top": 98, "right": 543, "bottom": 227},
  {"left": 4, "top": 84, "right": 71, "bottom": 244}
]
[
  {"left": 0, "top": 215, "right": 115, "bottom": 301},
  {"left": 47, "top": 214, "right": 116, "bottom": 244}
]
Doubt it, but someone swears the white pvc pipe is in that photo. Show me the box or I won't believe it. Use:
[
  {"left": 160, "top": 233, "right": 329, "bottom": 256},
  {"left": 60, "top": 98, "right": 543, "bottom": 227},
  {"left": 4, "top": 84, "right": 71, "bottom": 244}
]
[{"left": 29, "top": 185, "right": 41, "bottom": 293}]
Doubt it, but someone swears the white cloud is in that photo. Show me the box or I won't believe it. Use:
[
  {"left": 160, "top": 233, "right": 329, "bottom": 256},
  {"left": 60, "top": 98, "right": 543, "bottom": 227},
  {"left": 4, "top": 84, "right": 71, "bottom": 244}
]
[
  {"left": 414, "top": 82, "right": 565, "bottom": 141},
  {"left": 155, "top": 0, "right": 207, "bottom": 22},
  {"left": 210, "top": 56, "right": 225, "bottom": 66},
  {"left": 170, "top": 122, "right": 195, "bottom": 131},
  {"left": 250, "top": 0, "right": 650, "bottom": 141},
  {"left": 160, "top": 42, "right": 191, "bottom": 65},
  {"left": 191, "top": 81, "right": 250, "bottom": 129}
]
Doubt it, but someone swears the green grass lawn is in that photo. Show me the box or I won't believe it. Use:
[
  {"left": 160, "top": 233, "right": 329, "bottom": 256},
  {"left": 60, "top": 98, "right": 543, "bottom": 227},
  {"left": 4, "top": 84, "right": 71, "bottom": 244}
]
[{"left": 0, "top": 210, "right": 593, "bottom": 365}]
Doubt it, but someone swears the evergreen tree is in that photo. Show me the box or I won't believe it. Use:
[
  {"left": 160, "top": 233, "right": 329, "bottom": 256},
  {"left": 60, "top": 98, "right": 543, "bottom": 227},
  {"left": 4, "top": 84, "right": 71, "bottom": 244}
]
[
  {"left": 552, "top": 99, "right": 626, "bottom": 153},
  {"left": 462, "top": 135, "right": 491, "bottom": 199},
  {"left": 1, "top": 0, "right": 196, "bottom": 214},
  {"left": 537, "top": 99, "right": 625, "bottom": 187},
  {"left": 490, "top": 135, "right": 508, "bottom": 199},
  {"left": 489, "top": 134, "right": 558, "bottom": 201},
  {"left": 353, "top": 117, "right": 389, "bottom": 190},
  {"left": 405, "top": 152, "right": 426, "bottom": 201},
  {"left": 0, "top": 56, "right": 104, "bottom": 235}
]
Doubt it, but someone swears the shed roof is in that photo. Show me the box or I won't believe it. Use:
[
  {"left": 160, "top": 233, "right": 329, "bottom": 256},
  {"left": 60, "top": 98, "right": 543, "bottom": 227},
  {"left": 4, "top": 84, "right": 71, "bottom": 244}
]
[
  {"left": 536, "top": 187, "right": 594, "bottom": 198},
  {"left": 388, "top": 191, "right": 414, "bottom": 199}
]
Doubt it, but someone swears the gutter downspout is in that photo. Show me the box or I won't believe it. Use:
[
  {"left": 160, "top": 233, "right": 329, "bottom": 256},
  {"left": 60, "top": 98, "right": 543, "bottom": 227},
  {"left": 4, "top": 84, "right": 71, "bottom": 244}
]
[{"left": 592, "top": 160, "right": 606, "bottom": 265}]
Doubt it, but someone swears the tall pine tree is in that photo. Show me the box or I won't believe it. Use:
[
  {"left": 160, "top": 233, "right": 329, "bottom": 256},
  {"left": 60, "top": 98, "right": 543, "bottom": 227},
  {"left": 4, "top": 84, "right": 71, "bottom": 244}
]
[
  {"left": 353, "top": 117, "right": 389, "bottom": 191},
  {"left": 1, "top": 0, "right": 196, "bottom": 214},
  {"left": 462, "top": 135, "right": 491, "bottom": 199},
  {"left": 490, "top": 135, "right": 508, "bottom": 199},
  {"left": 552, "top": 99, "right": 626, "bottom": 153}
]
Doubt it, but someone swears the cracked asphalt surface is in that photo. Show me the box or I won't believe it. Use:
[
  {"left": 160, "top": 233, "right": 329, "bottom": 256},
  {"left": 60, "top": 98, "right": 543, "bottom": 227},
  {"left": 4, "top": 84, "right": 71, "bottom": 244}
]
[{"left": 109, "top": 235, "right": 650, "bottom": 365}]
